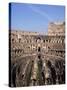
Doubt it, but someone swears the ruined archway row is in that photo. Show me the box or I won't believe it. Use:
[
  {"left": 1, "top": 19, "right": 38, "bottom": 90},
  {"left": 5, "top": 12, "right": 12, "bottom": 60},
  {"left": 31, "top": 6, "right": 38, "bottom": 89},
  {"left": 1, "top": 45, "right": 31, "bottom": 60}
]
[{"left": 10, "top": 32, "right": 65, "bottom": 58}]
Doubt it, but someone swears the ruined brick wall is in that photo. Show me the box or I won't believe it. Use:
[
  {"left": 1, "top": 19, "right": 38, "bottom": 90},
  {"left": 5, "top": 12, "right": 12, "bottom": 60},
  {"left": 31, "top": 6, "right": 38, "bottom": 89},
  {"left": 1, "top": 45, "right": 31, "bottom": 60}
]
[
  {"left": 10, "top": 31, "right": 65, "bottom": 58},
  {"left": 48, "top": 22, "right": 65, "bottom": 36}
]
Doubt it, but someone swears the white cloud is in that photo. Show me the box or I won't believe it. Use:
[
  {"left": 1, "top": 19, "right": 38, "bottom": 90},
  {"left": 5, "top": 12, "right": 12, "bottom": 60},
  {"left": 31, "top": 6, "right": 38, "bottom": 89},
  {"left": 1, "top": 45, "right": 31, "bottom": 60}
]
[{"left": 29, "top": 5, "right": 52, "bottom": 21}]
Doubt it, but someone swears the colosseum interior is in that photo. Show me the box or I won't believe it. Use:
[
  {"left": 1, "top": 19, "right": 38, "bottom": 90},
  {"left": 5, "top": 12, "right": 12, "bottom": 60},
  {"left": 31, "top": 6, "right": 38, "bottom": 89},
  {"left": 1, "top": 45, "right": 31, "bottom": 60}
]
[{"left": 9, "top": 21, "right": 65, "bottom": 87}]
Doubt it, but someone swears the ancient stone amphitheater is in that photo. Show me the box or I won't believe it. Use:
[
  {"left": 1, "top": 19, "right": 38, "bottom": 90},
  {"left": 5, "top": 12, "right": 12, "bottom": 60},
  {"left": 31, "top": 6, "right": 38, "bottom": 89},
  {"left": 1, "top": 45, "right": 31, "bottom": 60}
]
[{"left": 9, "top": 22, "right": 65, "bottom": 87}]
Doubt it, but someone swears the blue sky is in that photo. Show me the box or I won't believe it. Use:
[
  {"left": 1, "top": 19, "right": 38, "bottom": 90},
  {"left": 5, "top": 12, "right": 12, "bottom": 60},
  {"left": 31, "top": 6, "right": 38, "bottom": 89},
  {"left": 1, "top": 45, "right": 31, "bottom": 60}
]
[{"left": 10, "top": 3, "right": 65, "bottom": 33}]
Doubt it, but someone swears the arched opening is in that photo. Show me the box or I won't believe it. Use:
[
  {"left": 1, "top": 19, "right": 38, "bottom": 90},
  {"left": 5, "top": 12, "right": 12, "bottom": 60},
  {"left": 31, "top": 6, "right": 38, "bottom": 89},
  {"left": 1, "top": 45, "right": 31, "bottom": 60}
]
[
  {"left": 38, "top": 55, "right": 41, "bottom": 59},
  {"left": 38, "top": 47, "right": 41, "bottom": 52}
]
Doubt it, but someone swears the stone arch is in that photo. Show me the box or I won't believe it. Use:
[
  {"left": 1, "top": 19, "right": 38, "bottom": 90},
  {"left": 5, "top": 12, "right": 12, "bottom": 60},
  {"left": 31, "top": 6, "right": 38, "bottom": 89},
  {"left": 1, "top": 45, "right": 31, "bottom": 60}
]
[{"left": 38, "top": 47, "right": 41, "bottom": 52}]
